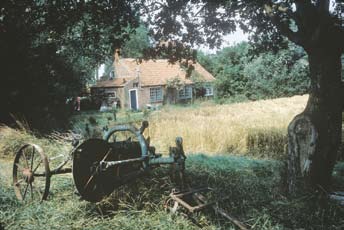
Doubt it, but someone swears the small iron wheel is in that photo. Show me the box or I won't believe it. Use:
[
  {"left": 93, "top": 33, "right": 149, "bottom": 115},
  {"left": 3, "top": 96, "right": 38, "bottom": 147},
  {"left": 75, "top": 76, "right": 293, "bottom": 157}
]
[{"left": 13, "top": 144, "right": 50, "bottom": 201}]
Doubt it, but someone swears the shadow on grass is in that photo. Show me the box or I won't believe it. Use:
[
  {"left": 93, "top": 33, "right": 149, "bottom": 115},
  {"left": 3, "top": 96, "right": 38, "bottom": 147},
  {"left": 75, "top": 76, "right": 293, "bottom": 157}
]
[
  {"left": 1, "top": 154, "right": 343, "bottom": 229},
  {"left": 94, "top": 154, "right": 344, "bottom": 229}
]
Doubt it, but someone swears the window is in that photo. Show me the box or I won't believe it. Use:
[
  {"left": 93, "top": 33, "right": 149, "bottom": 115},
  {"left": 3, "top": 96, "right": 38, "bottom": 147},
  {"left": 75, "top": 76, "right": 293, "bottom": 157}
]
[
  {"left": 133, "top": 82, "right": 139, "bottom": 88},
  {"left": 204, "top": 85, "right": 214, "bottom": 96},
  {"left": 178, "top": 86, "right": 192, "bottom": 99},
  {"left": 150, "top": 87, "right": 163, "bottom": 102}
]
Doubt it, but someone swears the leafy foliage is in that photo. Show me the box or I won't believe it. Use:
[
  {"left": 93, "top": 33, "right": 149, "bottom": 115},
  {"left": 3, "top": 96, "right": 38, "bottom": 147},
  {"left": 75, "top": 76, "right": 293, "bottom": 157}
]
[
  {"left": 209, "top": 42, "right": 251, "bottom": 98},
  {"left": 121, "top": 25, "right": 151, "bottom": 59},
  {"left": 142, "top": 1, "right": 344, "bottom": 54},
  {"left": 0, "top": 0, "right": 140, "bottom": 130},
  {"left": 101, "top": 25, "right": 151, "bottom": 79},
  {"left": 244, "top": 46, "right": 310, "bottom": 99},
  {"left": 198, "top": 42, "right": 310, "bottom": 100}
]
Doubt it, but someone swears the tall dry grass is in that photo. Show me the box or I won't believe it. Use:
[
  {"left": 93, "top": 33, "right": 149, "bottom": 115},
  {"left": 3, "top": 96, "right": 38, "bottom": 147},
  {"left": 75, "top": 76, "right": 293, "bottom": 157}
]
[
  {"left": 148, "top": 95, "right": 308, "bottom": 158},
  {"left": 0, "top": 123, "right": 73, "bottom": 170}
]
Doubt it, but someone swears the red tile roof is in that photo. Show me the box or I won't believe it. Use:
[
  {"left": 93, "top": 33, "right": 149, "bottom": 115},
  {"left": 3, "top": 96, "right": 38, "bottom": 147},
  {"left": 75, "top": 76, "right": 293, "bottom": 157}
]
[
  {"left": 92, "top": 77, "right": 135, "bottom": 88},
  {"left": 92, "top": 58, "right": 215, "bottom": 88}
]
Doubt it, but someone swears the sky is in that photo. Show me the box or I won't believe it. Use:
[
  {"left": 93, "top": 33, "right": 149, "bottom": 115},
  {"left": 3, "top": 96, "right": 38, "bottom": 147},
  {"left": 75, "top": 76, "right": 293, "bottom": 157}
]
[{"left": 197, "top": 29, "right": 248, "bottom": 54}]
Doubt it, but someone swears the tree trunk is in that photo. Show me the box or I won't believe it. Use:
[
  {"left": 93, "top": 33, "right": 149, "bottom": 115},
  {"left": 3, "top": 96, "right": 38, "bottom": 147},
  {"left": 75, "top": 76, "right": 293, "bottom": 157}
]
[{"left": 287, "top": 50, "right": 343, "bottom": 193}]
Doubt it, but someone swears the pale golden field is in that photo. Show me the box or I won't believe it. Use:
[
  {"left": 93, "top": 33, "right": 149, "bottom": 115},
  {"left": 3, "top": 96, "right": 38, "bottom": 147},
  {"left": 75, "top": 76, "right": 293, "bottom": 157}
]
[
  {"left": 0, "top": 95, "right": 309, "bottom": 160},
  {"left": 147, "top": 95, "right": 309, "bottom": 157}
]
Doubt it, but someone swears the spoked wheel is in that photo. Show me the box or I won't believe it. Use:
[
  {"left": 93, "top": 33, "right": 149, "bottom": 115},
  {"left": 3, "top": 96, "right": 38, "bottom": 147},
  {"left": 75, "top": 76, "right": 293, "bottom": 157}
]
[
  {"left": 72, "top": 139, "right": 142, "bottom": 202},
  {"left": 13, "top": 144, "right": 50, "bottom": 202}
]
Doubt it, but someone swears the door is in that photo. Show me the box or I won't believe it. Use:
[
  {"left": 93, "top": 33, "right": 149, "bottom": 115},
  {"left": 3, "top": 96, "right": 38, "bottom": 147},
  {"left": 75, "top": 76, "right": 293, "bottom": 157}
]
[{"left": 129, "top": 89, "right": 138, "bottom": 110}]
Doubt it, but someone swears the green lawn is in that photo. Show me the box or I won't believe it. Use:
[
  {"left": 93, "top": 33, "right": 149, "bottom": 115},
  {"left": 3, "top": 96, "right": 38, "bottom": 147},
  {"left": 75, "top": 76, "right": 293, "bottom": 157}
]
[
  {"left": 0, "top": 106, "right": 343, "bottom": 229},
  {"left": 1, "top": 154, "right": 343, "bottom": 230}
]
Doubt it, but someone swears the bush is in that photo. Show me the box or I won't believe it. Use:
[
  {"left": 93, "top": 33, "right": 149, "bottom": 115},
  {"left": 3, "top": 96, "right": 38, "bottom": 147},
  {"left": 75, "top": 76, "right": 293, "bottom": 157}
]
[{"left": 198, "top": 42, "right": 310, "bottom": 101}]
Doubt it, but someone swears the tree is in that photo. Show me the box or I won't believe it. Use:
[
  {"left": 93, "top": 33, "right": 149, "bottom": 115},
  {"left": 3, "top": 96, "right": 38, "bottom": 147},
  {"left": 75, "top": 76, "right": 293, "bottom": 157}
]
[
  {"left": 121, "top": 25, "right": 151, "bottom": 58},
  {"left": 102, "top": 24, "right": 151, "bottom": 79},
  {"left": 243, "top": 43, "right": 310, "bottom": 99},
  {"left": 141, "top": 0, "right": 344, "bottom": 192},
  {"left": 206, "top": 42, "right": 251, "bottom": 98},
  {"left": 0, "top": 0, "right": 140, "bottom": 130},
  {"left": 198, "top": 42, "right": 309, "bottom": 100}
]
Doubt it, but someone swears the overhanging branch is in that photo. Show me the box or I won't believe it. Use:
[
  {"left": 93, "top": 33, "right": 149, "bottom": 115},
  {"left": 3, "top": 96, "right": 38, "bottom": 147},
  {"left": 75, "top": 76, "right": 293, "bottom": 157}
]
[{"left": 264, "top": 4, "right": 304, "bottom": 46}]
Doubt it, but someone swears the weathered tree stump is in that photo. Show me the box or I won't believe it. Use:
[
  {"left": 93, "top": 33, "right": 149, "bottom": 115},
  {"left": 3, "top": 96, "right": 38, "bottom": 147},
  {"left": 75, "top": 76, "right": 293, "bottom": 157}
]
[{"left": 287, "top": 114, "right": 317, "bottom": 194}]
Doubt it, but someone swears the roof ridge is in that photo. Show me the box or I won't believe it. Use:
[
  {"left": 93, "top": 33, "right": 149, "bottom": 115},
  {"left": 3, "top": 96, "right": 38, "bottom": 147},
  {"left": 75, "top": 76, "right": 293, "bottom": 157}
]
[{"left": 121, "top": 58, "right": 200, "bottom": 64}]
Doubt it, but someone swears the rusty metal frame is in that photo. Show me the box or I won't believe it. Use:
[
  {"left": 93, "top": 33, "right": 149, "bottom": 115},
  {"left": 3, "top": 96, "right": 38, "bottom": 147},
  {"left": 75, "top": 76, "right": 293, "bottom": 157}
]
[
  {"left": 167, "top": 187, "right": 249, "bottom": 230},
  {"left": 169, "top": 187, "right": 215, "bottom": 213}
]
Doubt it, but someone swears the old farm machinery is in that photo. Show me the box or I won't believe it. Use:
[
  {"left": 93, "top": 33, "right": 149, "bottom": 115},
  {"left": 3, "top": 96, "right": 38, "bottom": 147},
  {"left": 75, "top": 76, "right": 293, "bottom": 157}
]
[
  {"left": 13, "top": 121, "right": 186, "bottom": 202},
  {"left": 12, "top": 121, "right": 248, "bottom": 229}
]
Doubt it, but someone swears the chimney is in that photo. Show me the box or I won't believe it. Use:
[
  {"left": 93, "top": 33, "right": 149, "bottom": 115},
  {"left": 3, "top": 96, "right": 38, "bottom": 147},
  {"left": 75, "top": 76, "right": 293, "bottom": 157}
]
[
  {"left": 136, "top": 65, "right": 141, "bottom": 89},
  {"left": 114, "top": 48, "right": 120, "bottom": 63},
  {"left": 136, "top": 66, "right": 141, "bottom": 78},
  {"left": 113, "top": 49, "right": 120, "bottom": 79}
]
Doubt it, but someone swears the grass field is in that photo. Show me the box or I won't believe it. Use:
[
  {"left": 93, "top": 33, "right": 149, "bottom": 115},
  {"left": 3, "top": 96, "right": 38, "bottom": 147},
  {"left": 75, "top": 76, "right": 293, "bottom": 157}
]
[
  {"left": 69, "top": 95, "right": 308, "bottom": 159},
  {"left": 1, "top": 95, "right": 344, "bottom": 229},
  {"left": 1, "top": 153, "right": 343, "bottom": 230},
  {"left": 148, "top": 95, "right": 308, "bottom": 157}
]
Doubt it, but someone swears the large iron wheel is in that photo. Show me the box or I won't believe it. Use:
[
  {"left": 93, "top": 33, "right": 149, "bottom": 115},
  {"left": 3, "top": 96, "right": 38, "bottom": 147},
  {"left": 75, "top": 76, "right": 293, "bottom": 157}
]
[
  {"left": 13, "top": 144, "right": 50, "bottom": 201},
  {"left": 72, "top": 139, "right": 142, "bottom": 202}
]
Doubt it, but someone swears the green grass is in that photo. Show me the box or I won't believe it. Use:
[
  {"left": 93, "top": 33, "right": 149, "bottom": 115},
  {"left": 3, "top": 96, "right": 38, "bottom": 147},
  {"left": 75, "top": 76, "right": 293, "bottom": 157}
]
[
  {"left": 1, "top": 154, "right": 343, "bottom": 230},
  {"left": 1, "top": 107, "right": 343, "bottom": 230}
]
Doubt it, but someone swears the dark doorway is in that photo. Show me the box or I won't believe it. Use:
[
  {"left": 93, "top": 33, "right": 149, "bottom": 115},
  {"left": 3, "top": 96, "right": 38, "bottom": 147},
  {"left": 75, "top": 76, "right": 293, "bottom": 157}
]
[{"left": 130, "top": 90, "right": 138, "bottom": 110}]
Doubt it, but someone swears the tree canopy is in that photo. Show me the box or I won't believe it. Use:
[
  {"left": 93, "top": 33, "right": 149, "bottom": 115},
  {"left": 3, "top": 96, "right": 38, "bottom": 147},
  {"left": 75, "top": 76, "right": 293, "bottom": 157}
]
[
  {"left": 141, "top": 1, "right": 344, "bottom": 52},
  {"left": 198, "top": 42, "right": 309, "bottom": 100},
  {"left": 0, "top": 0, "right": 141, "bottom": 129},
  {"left": 141, "top": 0, "right": 344, "bottom": 192}
]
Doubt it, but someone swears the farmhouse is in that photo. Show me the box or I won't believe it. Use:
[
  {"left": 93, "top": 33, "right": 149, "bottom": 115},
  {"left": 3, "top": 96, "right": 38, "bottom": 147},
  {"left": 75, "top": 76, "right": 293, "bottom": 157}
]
[{"left": 91, "top": 56, "right": 215, "bottom": 110}]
